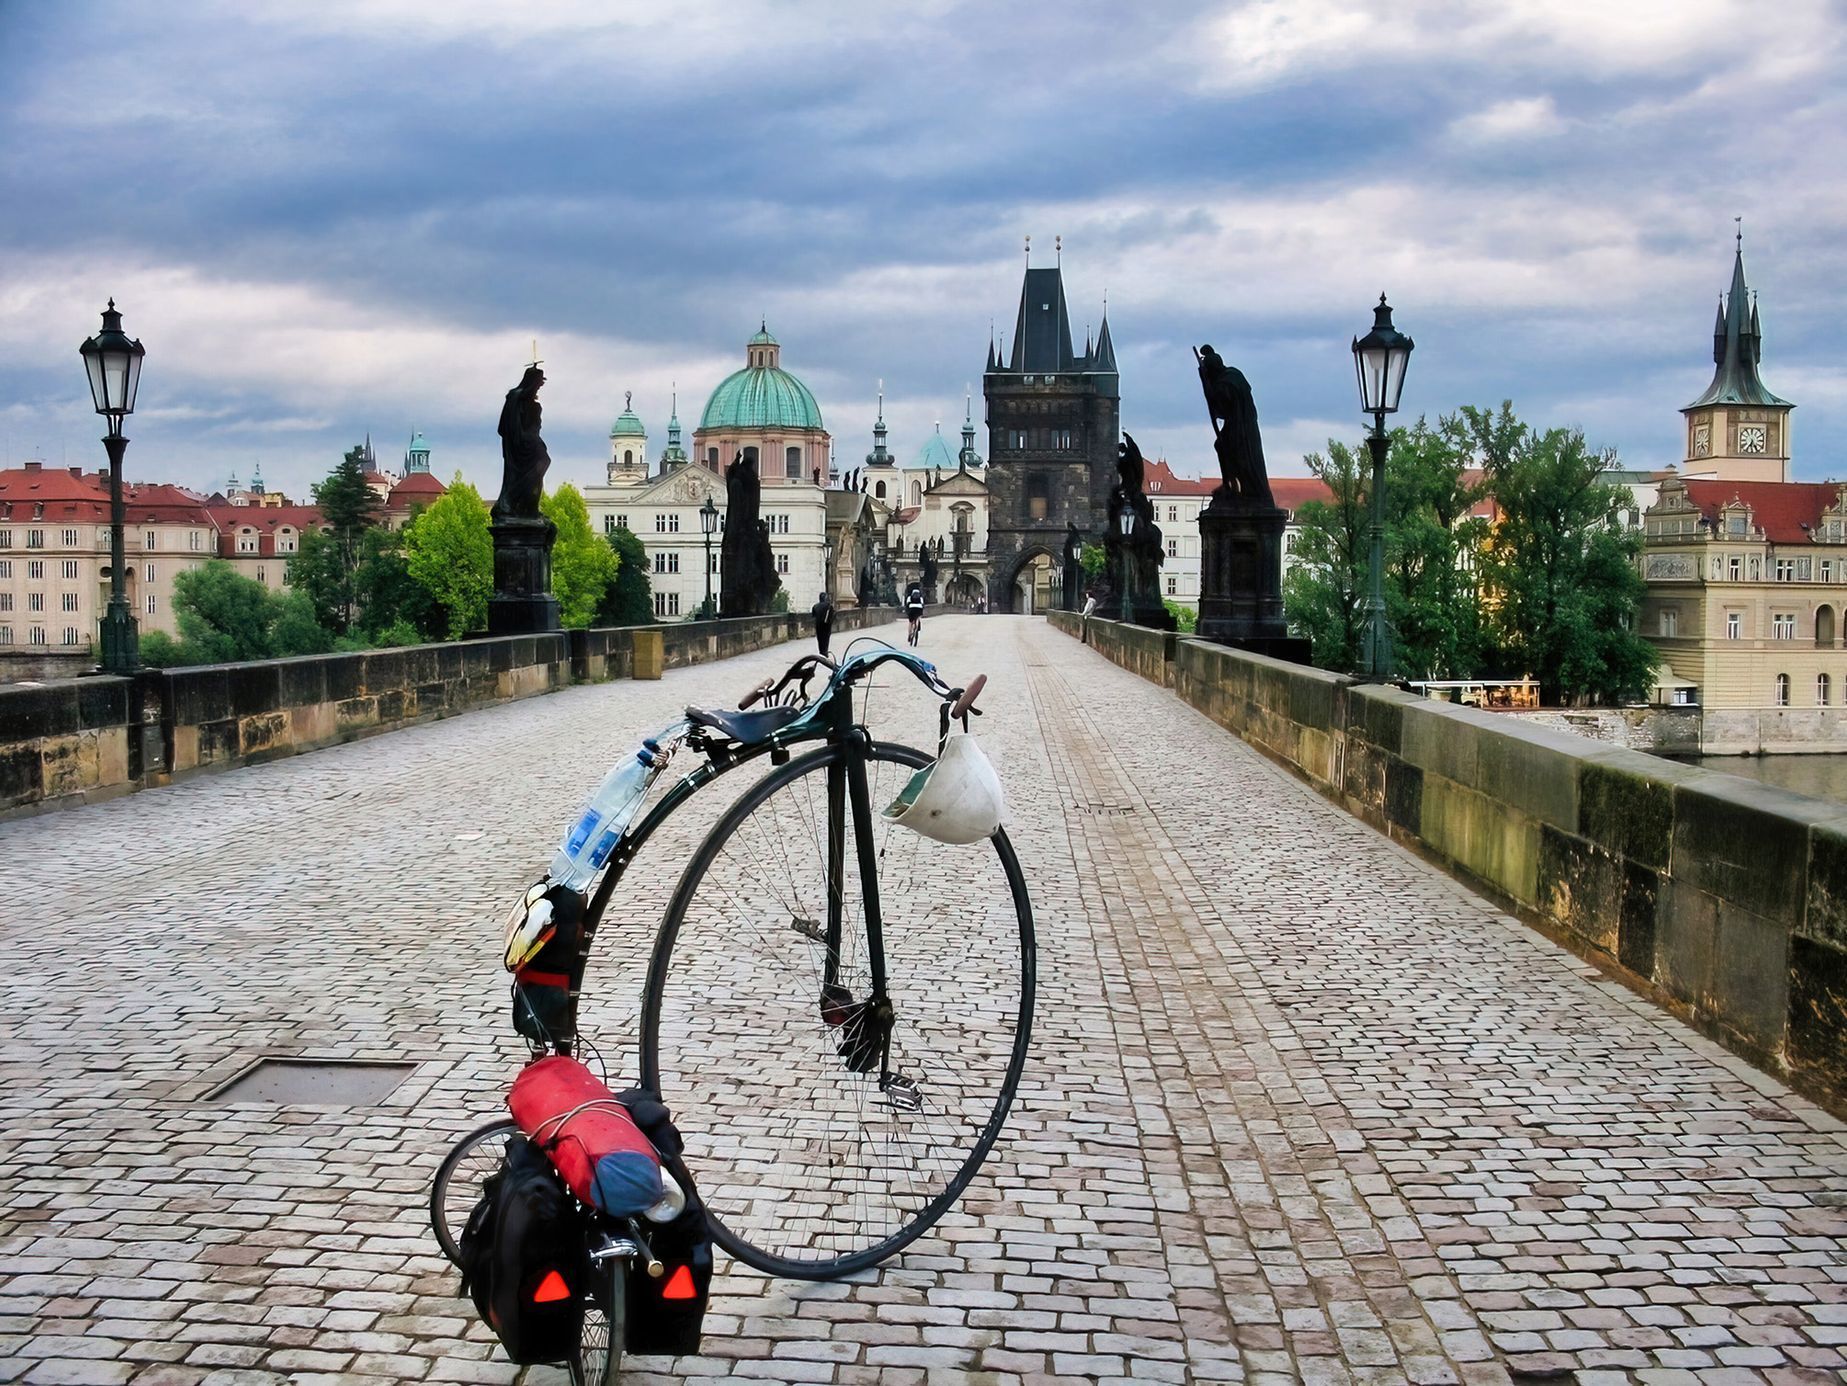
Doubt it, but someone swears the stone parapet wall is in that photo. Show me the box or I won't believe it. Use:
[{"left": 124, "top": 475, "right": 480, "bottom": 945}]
[
  {"left": 1703, "top": 706, "right": 1847, "bottom": 755},
  {"left": 1502, "top": 705, "right": 1702, "bottom": 755},
  {"left": 1054, "top": 614, "right": 1847, "bottom": 1107},
  {"left": 0, "top": 607, "right": 897, "bottom": 818},
  {"left": 1047, "top": 607, "right": 1177, "bottom": 686}
]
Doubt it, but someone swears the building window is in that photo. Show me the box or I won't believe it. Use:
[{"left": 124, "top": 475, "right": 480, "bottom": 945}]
[
  {"left": 1727, "top": 555, "right": 1742, "bottom": 580},
  {"left": 61, "top": 528, "right": 78, "bottom": 546},
  {"left": 62, "top": 560, "right": 78, "bottom": 579},
  {"left": 1826, "top": 560, "right": 1836, "bottom": 583},
  {"left": 256, "top": 567, "right": 265, "bottom": 582},
  {"left": 190, "top": 530, "right": 203, "bottom": 551},
  {"left": 63, "top": 626, "right": 79, "bottom": 646},
  {"left": 1820, "top": 673, "right": 1832, "bottom": 707},
  {"left": 1727, "top": 514, "right": 1746, "bottom": 536},
  {"left": 1166, "top": 538, "right": 1178, "bottom": 557},
  {"left": 775, "top": 553, "right": 789, "bottom": 575},
  {"left": 27, "top": 529, "right": 44, "bottom": 548},
  {"left": 616, "top": 515, "right": 627, "bottom": 531},
  {"left": 238, "top": 531, "right": 258, "bottom": 553},
  {"left": 668, "top": 514, "right": 679, "bottom": 533},
  {"left": 0, "top": 594, "right": 11, "bottom": 612},
  {"left": 653, "top": 552, "right": 680, "bottom": 574},
  {"left": 1776, "top": 673, "right": 1790, "bottom": 707},
  {"left": 1773, "top": 612, "right": 1796, "bottom": 640},
  {"left": 146, "top": 595, "right": 157, "bottom": 615},
  {"left": 0, "top": 561, "right": 9, "bottom": 578},
  {"left": 28, "top": 626, "right": 44, "bottom": 645},
  {"left": 1167, "top": 506, "right": 1178, "bottom": 522},
  {"left": 656, "top": 514, "right": 668, "bottom": 532},
  {"left": 0, "top": 625, "right": 8, "bottom": 643},
  {"left": 1659, "top": 608, "right": 1677, "bottom": 637},
  {"left": 1727, "top": 612, "right": 1741, "bottom": 639},
  {"left": 1775, "top": 559, "right": 1796, "bottom": 582},
  {"left": 144, "top": 530, "right": 156, "bottom": 550},
  {"left": 786, "top": 446, "right": 801, "bottom": 479},
  {"left": 706, "top": 447, "right": 719, "bottom": 466},
  {"left": 27, "top": 560, "right": 42, "bottom": 580},
  {"left": 0, "top": 530, "right": 10, "bottom": 548},
  {"left": 27, "top": 593, "right": 43, "bottom": 613},
  {"left": 61, "top": 592, "right": 77, "bottom": 612},
  {"left": 1026, "top": 474, "right": 1050, "bottom": 523},
  {"left": 769, "top": 514, "right": 789, "bottom": 535},
  {"left": 144, "top": 563, "right": 155, "bottom": 583},
  {"left": 653, "top": 591, "right": 681, "bottom": 617},
  {"left": 875, "top": 481, "right": 887, "bottom": 500},
  {"left": 604, "top": 515, "right": 616, "bottom": 534},
  {"left": 1166, "top": 577, "right": 1177, "bottom": 595},
  {"left": 623, "top": 449, "right": 634, "bottom": 466}
]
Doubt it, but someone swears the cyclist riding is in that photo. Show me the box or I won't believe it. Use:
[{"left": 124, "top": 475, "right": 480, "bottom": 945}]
[{"left": 903, "top": 582, "right": 925, "bottom": 646}]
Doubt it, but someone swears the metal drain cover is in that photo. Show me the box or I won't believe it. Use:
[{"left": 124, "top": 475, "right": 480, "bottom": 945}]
[{"left": 208, "top": 1058, "right": 415, "bottom": 1106}]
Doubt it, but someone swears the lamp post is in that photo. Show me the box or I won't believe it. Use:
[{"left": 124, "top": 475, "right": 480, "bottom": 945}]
[
  {"left": 80, "top": 300, "right": 146, "bottom": 676},
  {"left": 1116, "top": 499, "right": 1136, "bottom": 621},
  {"left": 1351, "top": 294, "right": 1414, "bottom": 682},
  {"left": 952, "top": 522, "right": 969, "bottom": 608},
  {"left": 699, "top": 494, "right": 719, "bottom": 619}
]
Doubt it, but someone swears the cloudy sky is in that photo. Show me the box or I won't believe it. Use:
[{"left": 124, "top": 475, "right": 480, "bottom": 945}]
[{"left": 2, "top": 0, "right": 1843, "bottom": 501}]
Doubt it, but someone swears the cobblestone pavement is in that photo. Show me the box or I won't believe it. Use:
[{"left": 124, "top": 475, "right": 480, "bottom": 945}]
[{"left": 3, "top": 615, "right": 1845, "bottom": 1386}]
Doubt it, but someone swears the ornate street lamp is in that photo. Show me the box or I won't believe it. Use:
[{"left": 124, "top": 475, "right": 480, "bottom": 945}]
[
  {"left": 1351, "top": 294, "right": 1414, "bottom": 681},
  {"left": 1116, "top": 500, "right": 1136, "bottom": 621},
  {"left": 80, "top": 300, "right": 146, "bottom": 675},
  {"left": 699, "top": 494, "right": 720, "bottom": 619}
]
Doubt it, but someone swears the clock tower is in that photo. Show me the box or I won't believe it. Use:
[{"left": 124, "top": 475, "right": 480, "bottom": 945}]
[{"left": 1680, "top": 232, "right": 1793, "bottom": 483}]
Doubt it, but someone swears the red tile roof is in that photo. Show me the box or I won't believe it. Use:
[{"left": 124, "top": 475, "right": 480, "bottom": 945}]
[
  {"left": 1682, "top": 479, "right": 1844, "bottom": 543},
  {"left": 0, "top": 466, "right": 215, "bottom": 525},
  {"left": 1142, "top": 458, "right": 1218, "bottom": 497},
  {"left": 391, "top": 472, "right": 447, "bottom": 497},
  {"left": 1270, "top": 477, "right": 1335, "bottom": 514}
]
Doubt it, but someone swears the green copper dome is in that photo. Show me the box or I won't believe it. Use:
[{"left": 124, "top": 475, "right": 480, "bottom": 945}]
[
  {"left": 912, "top": 428, "right": 957, "bottom": 473},
  {"left": 700, "top": 365, "right": 824, "bottom": 431},
  {"left": 749, "top": 322, "right": 779, "bottom": 347},
  {"left": 609, "top": 392, "right": 646, "bottom": 437}
]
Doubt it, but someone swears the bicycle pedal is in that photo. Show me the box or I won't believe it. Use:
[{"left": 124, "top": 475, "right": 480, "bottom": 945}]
[
  {"left": 791, "top": 915, "right": 825, "bottom": 944},
  {"left": 883, "top": 1075, "right": 923, "bottom": 1112}
]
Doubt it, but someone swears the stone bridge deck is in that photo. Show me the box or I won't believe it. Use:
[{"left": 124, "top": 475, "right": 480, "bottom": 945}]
[{"left": 1, "top": 615, "right": 1843, "bottom": 1386}]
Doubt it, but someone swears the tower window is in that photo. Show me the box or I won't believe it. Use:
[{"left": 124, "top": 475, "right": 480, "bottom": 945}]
[
  {"left": 786, "top": 446, "right": 801, "bottom": 479},
  {"left": 1025, "top": 474, "right": 1050, "bottom": 523}
]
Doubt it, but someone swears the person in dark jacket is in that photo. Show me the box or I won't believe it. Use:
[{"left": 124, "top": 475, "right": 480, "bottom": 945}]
[{"left": 811, "top": 591, "right": 835, "bottom": 657}]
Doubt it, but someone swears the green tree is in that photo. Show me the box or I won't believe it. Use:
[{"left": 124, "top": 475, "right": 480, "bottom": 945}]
[
  {"left": 1465, "top": 404, "right": 1657, "bottom": 704},
  {"left": 137, "top": 630, "right": 192, "bottom": 668},
  {"left": 302, "top": 444, "right": 382, "bottom": 632},
  {"left": 595, "top": 525, "right": 654, "bottom": 626},
  {"left": 270, "top": 589, "right": 337, "bottom": 657},
  {"left": 541, "top": 483, "right": 621, "bottom": 628},
  {"left": 404, "top": 474, "right": 493, "bottom": 638},
  {"left": 1282, "top": 442, "right": 1371, "bottom": 672},
  {"left": 354, "top": 525, "right": 444, "bottom": 641},
  {"left": 172, "top": 561, "right": 280, "bottom": 662},
  {"left": 1163, "top": 599, "right": 1197, "bottom": 634},
  {"left": 1383, "top": 415, "right": 1489, "bottom": 681},
  {"left": 286, "top": 527, "right": 348, "bottom": 633}
]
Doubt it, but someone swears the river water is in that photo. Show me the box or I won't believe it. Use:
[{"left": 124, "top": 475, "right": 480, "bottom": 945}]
[{"left": 1669, "top": 754, "right": 1847, "bottom": 808}]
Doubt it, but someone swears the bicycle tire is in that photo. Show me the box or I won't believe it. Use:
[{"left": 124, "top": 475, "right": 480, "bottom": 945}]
[
  {"left": 576, "top": 1256, "right": 625, "bottom": 1385},
  {"left": 429, "top": 1117, "right": 518, "bottom": 1266},
  {"left": 639, "top": 740, "right": 1035, "bottom": 1280}
]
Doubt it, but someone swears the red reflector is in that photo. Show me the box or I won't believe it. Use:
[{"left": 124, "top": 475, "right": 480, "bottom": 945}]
[
  {"left": 533, "top": 1269, "right": 572, "bottom": 1303},
  {"left": 661, "top": 1264, "right": 696, "bottom": 1300}
]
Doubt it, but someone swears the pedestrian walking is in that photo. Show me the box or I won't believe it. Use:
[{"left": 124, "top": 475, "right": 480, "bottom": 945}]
[{"left": 811, "top": 591, "right": 835, "bottom": 657}]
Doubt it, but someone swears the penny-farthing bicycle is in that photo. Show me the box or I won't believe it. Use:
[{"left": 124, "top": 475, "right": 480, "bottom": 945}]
[{"left": 436, "top": 640, "right": 1035, "bottom": 1295}]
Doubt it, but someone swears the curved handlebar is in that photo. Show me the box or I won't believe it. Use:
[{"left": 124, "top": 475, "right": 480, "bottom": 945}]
[{"left": 738, "top": 676, "right": 775, "bottom": 709}]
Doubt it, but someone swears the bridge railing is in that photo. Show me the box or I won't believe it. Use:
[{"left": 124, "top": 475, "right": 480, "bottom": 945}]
[
  {"left": 0, "top": 606, "right": 896, "bottom": 819},
  {"left": 1050, "top": 608, "right": 1847, "bottom": 1112}
]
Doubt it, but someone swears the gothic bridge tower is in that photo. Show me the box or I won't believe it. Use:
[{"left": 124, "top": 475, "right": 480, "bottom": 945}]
[{"left": 982, "top": 243, "right": 1118, "bottom": 613}]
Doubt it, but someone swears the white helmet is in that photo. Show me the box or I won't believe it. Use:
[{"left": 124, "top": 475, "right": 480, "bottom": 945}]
[
  {"left": 882, "top": 732, "right": 1006, "bottom": 844},
  {"left": 503, "top": 881, "right": 557, "bottom": 971}
]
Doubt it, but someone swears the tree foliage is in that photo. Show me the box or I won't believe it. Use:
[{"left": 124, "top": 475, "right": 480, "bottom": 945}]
[
  {"left": 142, "top": 560, "right": 340, "bottom": 665},
  {"left": 1282, "top": 442, "right": 1371, "bottom": 672},
  {"left": 1383, "top": 416, "right": 1489, "bottom": 681},
  {"left": 595, "top": 525, "right": 654, "bottom": 626},
  {"left": 541, "top": 483, "right": 620, "bottom": 628},
  {"left": 302, "top": 444, "right": 382, "bottom": 632},
  {"left": 1465, "top": 404, "right": 1657, "bottom": 704},
  {"left": 404, "top": 474, "right": 492, "bottom": 638},
  {"left": 354, "top": 525, "right": 443, "bottom": 641}
]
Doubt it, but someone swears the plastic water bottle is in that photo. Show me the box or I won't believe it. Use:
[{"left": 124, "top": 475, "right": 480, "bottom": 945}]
[{"left": 550, "top": 744, "right": 661, "bottom": 889}]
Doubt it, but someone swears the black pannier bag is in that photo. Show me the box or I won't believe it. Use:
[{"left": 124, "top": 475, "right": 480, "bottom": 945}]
[
  {"left": 616, "top": 1087, "right": 713, "bottom": 1357},
  {"left": 459, "top": 1132, "right": 591, "bottom": 1364},
  {"left": 511, "top": 885, "right": 584, "bottom": 1048}
]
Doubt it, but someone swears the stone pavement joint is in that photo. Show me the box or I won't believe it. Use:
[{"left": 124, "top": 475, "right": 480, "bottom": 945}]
[{"left": 1, "top": 615, "right": 1843, "bottom": 1384}]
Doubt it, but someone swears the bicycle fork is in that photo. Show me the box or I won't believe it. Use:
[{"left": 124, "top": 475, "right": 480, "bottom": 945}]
[{"left": 816, "top": 732, "right": 915, "bottom": 1108}]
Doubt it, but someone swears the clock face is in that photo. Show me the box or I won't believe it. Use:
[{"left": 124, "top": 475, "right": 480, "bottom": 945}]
[
  {"left": 1739, "top": 425, "right": 1767, "bottom": 455},
  {"left": 1693, "top": 424, "right": 1711, "bottom": 457}
]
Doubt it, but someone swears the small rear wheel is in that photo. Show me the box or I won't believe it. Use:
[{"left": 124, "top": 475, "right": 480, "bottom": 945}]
[
  {"left": 574, "top": 1257, "right": 626, "bottom": 1385},
  {"left": 429, "top": 1118, "right": 516, "bottom": 1266}
]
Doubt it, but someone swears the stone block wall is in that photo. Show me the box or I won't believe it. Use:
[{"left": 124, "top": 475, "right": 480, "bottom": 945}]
[
  {"left": 0, "top": 607, "right": 897, "bottom": 818},
  {"left": 1056, "top": 614, "right": 1847, "bottom": 1107}
]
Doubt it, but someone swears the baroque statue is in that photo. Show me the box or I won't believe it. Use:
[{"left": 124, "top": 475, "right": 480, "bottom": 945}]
[
  {"left": 494, "top": 365, "right": 552, "bottom": 522},
  {"left": 720, "top": 452, "right": 779, "bottom": 616},
  {"left": 1195, "top": 345, "right": 1273, "bottom": 508}
]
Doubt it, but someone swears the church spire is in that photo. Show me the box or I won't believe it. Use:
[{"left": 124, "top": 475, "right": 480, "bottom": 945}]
[
  {"left": 866, "top": 381, "right": 892, "bottom": 467},
  {"left": 1685, "top": 229, "right": 1790, "bottom": 410},
  {"left": 959, "top": 387, "right": 979, "bottom": 470}
]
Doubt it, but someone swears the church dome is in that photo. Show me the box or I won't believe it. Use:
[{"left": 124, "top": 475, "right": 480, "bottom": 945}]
[
  {"left": 701, "top": 326, "right": 824, "bottom": 431},
  {"left": 911, "top": 427, "right": 957, "bottom": 473},
  {"left": 609, "top": 393, "right": 646, "bottom": 438}
]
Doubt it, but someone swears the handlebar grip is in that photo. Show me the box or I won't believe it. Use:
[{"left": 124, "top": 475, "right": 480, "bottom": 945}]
[
  {"left": 951, "top": 674, "right": 987, "bottom": 718},
  {"left": 739, "top": 677, "right": 775, "bottom": 709}
]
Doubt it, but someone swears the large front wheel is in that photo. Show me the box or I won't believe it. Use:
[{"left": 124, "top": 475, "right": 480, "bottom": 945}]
[{"left": 640, "top": 741, "right": 1034, "bottom": 1279}]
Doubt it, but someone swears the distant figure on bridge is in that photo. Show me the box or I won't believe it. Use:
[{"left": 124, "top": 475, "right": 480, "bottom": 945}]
[{"left": 811, "top": 591, "right": 835, "bottom": 657}]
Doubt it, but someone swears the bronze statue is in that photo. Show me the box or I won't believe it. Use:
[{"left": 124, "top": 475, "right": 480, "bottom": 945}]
[
  {"left": 1106, "top": 433, "right": 1166, "bottom": 620},
  {"left": 494, "top": 365, "right": 551, "bottom": 521},
  {"left": 721, "top": 451, "right": 771, "bottom": 615},
  {"left": 1195, "top": 345, "right": 1273, "bottom": 507},
  {"left": 919, "top": 541, "right": 939, "bottom": 595}
]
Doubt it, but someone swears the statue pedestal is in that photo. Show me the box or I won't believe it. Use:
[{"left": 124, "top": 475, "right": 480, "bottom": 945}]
[
  {"left": 488, "top": 518, "right": 560, "bottom": 635},
  {"left": 1196, "top": 495, "right": 1309, "bottom": 662}
]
